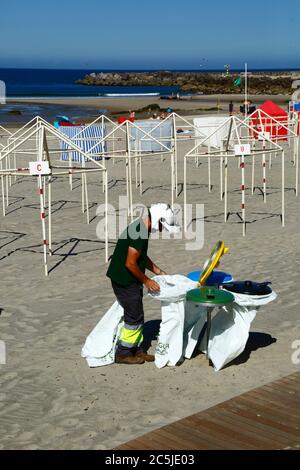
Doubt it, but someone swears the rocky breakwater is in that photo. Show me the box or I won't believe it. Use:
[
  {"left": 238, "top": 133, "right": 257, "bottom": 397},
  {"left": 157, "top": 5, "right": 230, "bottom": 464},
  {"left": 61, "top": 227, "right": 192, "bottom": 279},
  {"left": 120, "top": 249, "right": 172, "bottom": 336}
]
[{"left": 75, "top": 71, "right": 297, "bottom": 95}]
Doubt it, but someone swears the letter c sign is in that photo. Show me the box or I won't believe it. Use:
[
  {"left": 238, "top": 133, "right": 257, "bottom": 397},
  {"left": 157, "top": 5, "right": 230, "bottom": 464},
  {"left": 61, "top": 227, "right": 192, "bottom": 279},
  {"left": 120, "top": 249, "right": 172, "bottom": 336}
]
[{"left": 29, "top": 161, "right": 51, "bottom": 176}]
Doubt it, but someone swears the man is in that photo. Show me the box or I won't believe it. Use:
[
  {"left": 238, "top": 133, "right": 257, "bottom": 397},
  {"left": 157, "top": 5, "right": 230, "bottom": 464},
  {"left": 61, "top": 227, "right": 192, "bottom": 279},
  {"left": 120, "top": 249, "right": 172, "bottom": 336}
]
[{"left": 107, "top": 203, "right": 178, "bottom": 365}]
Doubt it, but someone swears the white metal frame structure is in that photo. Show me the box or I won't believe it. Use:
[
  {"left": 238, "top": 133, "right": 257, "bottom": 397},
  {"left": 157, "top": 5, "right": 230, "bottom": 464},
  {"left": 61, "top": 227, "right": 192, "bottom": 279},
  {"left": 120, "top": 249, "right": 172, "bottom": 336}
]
[
  {"left": 82, "top": 118, "right": 175, "bottom": 218},
  {"left": 183, "top": 116, "right": 283, "bottom": 237},
  {"left": 0, "top": 118, "right": 108, "bottom": 276},
  {"left": 136, "top": 112, "right": 207, "bottom": 197},
  {"left": 239, "top": 108, "right": 299, "bottom": 196}
]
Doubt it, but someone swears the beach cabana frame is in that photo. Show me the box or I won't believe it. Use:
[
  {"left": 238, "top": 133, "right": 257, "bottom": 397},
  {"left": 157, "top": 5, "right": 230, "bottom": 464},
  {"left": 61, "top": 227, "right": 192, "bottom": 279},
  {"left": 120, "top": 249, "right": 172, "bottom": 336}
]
[
  {"left": 183, "top": 116, "right": 283, "bottom": 236},
  {"left": 0, "top": 119, "right": 108, "bottom": 276}
]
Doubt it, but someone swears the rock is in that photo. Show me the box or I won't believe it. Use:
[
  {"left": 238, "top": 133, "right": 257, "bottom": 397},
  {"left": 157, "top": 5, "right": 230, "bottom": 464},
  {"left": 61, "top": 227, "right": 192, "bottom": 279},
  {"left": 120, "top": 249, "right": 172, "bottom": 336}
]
[{"left": 74, "top": 71, "right": 294, "bottom": 94}]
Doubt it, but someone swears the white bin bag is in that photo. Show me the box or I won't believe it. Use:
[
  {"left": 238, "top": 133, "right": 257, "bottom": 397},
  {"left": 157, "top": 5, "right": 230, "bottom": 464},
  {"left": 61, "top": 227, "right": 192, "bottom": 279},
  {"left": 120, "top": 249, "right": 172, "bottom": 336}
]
[
  {"left": 81, "top": 301, "right": 124, "bottom": 367},
  {"left": 183, "top": 302, "right": 207, "bottom": 359},
  {"left": 149, "top": 275, "right": 196, "bottom": 368},
  {"left": 199, "top": 291, "right": 277, "bottom": 371}
]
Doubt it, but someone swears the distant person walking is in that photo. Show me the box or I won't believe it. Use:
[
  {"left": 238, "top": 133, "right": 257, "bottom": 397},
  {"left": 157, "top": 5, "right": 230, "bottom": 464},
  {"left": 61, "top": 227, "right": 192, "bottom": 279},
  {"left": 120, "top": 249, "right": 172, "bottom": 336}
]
[{"left": 229, "top": 101, "right": 234, "bottom": 116}]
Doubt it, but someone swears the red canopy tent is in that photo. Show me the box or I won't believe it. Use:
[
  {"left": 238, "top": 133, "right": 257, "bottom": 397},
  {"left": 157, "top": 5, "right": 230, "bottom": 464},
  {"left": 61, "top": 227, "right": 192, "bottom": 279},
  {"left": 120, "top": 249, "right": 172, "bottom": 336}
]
[{"left": 251, "top": 100, "right": 288, "bottom": 140}]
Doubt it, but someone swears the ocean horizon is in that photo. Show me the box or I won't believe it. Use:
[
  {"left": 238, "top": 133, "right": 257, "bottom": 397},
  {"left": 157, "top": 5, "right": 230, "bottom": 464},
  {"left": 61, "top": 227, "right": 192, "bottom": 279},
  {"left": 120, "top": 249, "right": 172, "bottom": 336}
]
[{"left": 0, "top": 67, "right": 299, "bottom": 98}]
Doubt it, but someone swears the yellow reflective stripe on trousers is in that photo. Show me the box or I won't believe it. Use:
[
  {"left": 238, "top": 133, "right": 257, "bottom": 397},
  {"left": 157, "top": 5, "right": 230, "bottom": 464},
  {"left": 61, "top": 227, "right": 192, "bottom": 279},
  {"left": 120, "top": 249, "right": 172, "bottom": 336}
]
[{"left": 119, "top": 326, "right": 143, "bottom": 347}]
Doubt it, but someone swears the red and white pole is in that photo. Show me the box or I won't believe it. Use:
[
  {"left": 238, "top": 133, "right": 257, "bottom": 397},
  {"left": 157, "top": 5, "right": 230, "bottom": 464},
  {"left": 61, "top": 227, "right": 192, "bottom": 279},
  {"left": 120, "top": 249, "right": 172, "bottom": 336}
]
[
  {"left": 241, "top": 155, "right": 246, "bottom": 236},
  {"left": 262, "top": 140, "right": 267, "bottom": 203},
  {"left": 38, "top": 174, "right": 48, "bottom": 277}
]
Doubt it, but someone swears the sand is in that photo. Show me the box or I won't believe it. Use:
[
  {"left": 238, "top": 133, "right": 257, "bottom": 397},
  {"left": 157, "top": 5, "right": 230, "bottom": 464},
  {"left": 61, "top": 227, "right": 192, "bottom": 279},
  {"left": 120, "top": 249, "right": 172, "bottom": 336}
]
[
  {"left": 0, "top": 116, "right": 299, "bottom": 450},
  {"left": 9, "top": 93, "right": 290, "bottom": 116}
]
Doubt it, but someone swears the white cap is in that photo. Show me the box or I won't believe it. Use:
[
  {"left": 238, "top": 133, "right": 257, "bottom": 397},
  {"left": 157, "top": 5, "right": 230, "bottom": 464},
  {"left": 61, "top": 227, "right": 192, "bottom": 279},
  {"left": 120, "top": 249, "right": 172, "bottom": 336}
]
[{"left": 149, "top": 203, "right": 180, "bottom": 233}]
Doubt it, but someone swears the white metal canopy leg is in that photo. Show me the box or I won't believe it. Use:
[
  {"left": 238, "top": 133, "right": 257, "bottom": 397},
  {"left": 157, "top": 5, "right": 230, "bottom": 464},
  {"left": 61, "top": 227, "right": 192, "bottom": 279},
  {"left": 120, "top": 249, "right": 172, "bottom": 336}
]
[
  {"left": 241, "top": 155, "right": 246, "bottom": 237},
  {"left": 38, "top": 175, "right": 48, "bottom": 277},
  {"left": 48, "top": 176, "right": 52, "bottom": 256},
  {"left": 220, "top": 155, "right": 223, "bottom": 200},
  {"left": 295, "top": 137, "right": 299, "bottom": 197},
  {"left": 262, "top": 141, "right": 267, "bottom": 203},
  {"left": 282, "top": 150, "right": 285, "bottom": 228},
  {"left": 104, "top": 170, "right": 109, "bottom": 263},
  {"left": 224, "top": 156, "right": 228, "bottom": 222},
  {"left": 0, "top": 160, "right": 5, "bottom": 217}
]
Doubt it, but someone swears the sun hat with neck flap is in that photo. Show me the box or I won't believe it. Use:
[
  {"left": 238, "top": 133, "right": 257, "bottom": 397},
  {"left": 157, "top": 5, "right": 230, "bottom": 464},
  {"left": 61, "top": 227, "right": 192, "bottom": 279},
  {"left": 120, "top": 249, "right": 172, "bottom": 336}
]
[{"left": 149, "top": 203, "right": 180, "bottom": 233}]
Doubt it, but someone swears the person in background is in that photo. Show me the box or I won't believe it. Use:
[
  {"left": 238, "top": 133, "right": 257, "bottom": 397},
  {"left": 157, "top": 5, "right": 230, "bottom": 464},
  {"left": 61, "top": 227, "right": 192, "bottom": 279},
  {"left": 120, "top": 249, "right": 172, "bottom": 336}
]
[{"left": 229, "top": 101, "right": 234, "bottom": 116}]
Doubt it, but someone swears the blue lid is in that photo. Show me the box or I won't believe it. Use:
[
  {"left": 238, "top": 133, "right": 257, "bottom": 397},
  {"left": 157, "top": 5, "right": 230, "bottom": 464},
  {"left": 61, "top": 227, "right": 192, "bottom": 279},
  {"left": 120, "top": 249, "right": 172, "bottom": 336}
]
[{"left": 187, "top": 270, "right": 233, "bottom": 285}]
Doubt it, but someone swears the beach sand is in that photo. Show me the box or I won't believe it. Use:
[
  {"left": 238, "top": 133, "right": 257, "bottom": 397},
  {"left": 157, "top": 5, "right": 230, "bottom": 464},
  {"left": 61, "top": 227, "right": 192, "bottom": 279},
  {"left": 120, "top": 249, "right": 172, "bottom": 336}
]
[
  {"left": 0, "top": 116, "right": 299, "bottom": 450},
  {"left": 9, "top": 93, "right": 290, "bottom": 118}
]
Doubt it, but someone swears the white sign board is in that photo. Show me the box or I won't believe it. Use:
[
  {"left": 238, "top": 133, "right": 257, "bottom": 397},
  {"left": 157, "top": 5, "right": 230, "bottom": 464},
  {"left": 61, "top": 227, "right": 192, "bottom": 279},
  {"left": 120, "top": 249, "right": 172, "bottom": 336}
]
[
  {"left": 258, "top": 132, "right": 270, "bottom": 141},
  {"left": 234, "top": 144, "right": 251, "bottom": 156},
  {"left": 29, "top": 161, "right": 51, "bottom": 176}
]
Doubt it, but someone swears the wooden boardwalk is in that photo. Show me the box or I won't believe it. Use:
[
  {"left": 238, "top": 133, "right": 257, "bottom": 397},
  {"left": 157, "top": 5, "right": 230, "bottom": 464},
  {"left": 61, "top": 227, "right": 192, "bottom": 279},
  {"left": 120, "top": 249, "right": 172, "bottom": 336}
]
[{"left": 116, "top": 372, "right": 300, "bottom": 450}]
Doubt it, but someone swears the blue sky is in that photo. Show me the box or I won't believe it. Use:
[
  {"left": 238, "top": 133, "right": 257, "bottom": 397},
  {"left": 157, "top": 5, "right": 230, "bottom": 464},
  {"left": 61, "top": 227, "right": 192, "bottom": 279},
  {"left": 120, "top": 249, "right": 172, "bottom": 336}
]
[{"left": 0, "top": 0, "right": 299, "bottom": 69}]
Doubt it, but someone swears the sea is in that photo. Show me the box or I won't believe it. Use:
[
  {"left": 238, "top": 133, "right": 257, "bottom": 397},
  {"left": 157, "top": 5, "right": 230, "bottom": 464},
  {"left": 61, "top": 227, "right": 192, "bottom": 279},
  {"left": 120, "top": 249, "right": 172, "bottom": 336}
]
[
  {"left": 0, "top": 68, "right": 183, "bottom": 98},
  {"left": 0, "top": 67, "right": 298, "bottom": 125},
  {"left": 0, "top": 68, "right": 183, "bottom": 125}
]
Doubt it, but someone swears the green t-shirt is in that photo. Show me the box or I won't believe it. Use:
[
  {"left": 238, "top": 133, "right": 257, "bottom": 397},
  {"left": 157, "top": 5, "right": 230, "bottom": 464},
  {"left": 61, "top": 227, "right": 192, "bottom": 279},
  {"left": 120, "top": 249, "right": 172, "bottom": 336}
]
[{"left": 106, "top": 218, "right": 149, "bottom": 286}]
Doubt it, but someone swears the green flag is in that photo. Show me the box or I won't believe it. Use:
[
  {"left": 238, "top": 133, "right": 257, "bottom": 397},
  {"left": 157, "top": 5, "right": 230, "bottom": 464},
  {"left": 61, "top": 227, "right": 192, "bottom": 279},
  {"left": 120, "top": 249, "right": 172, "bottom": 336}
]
[{"left": 233, "top": 77, "right": 242, "bottom": 87}]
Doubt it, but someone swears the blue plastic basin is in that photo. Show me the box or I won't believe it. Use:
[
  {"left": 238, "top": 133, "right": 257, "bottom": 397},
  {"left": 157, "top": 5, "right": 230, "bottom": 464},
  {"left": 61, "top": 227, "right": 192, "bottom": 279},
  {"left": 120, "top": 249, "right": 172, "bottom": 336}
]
[{"left": 187, "top": 270, "right": 233, "bottom": 286}]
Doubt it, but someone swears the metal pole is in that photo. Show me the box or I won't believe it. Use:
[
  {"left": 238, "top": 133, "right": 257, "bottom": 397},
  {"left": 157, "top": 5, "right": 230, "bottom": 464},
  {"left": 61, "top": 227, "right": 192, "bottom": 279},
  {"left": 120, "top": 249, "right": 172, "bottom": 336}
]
[
  {"left": 83, "top": 173, "right": 89, "bottom": 224},
  {"left": 241, "top": 154, "right": 246, "bottom": 236},
  {"left": 81, "top": 173, "right": 85, "bottom": 213},
  {"left": 282, "top": 150, "right": 285, "bottom": 227},
  {"left": 135, "top": 156, "right": 138, "bottom": 189},
  {"left": 68, "top": 143, "right": 73, "bottom": 191},
  {"left": 262, "top": 140, "right": 267, "bottom": 203},
  {"left": 105, "top": 169, "right": 108, "bottom": 263},
  {"left": 38, "top": 174, "right": 48, "bottom": 277},
  {"left": 208, "top": 145, "right": 211, "bottom": 193},
  {"left": 251, "top": 153, "right": 255, "bottom": 195},
  {"left": 139, "top": 156, "right": 143, "bottom": 196},
  {"left": 184, "top": 155, "right": 187, "bottom": 232},
  {"left": 13, "top": 152, "right": 17, "bottom": 182},
  {"left": 224, "top": 156, "right": 228, "bottom": 222},
  {"left": 171, "top": 151, "right": 175, "bottom": 208},
  {"left": 5, "top": 156, "right": 9, "bottom": 207},
  {"left": 245, "top": 63, "right": 248, "bottom": 121},
  {"left": 173, "top": 114, "right": 178, "bottom": 196},
  {"left": 220, "top": 144, "right": 223, "bottom": 201},
  {"left": 296, "top": 137, "right": 299, "bottom": 197},
  {"left": 125, "top": 159, "right": 129, "bottom": 216},
  {"left": 126, "top": 121, "right": 133, "bottom": 221},
  {"left": 0, "top": 160, "right": 5, "bottom": 216},
  {"left": 48, "top": 176, "right": 52, "bottom": 256}
]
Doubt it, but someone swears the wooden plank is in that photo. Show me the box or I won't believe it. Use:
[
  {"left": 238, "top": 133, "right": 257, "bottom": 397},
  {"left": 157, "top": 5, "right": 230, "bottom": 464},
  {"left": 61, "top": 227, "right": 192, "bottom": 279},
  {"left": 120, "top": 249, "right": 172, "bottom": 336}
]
[
  {"left": 195, "top": 411, "right": 283, "bottom": 449},
  {"left": 206, "top": 406, "right": 299, "bottom": 448},
  {"left": 149, "top": 419, "right": 241, "bottom": 450},
  {"left": 115, "top": 372, "right": 300, "bottom": 450},
  {"left": 245, "top": 390, "right": 300, "bottom": 415},
  {"left": 223, "top": 401, "right": 300, "bottom": 437},
  {"left": 163, "top": 419, "right": 234, "bottom": 450},
  {"left": 184, "top": 414, "right": 257, "bottom": 450},
  {"left": 234, "top": 395, "right": 300, "bottom": 427}
]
